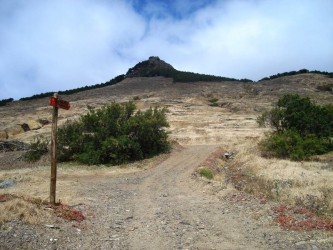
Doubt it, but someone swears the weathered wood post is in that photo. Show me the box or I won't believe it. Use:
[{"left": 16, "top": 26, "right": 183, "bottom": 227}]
[
  {"left": 49, "top": 93, "right": 70, "bottom": 205},
  {"left": 50, "top": 93, "right": 58, "bottom": 205}
]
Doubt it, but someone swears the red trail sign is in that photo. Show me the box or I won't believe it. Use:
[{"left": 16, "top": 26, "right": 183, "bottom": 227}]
[{"left": 50, "top": 96, "right": 70, "bottom": 110}]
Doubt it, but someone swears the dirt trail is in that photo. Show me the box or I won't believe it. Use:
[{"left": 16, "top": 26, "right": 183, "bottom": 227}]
[
  {"left": 1, "top": 145, "right": 332, "bottom": 249},
  {"left": 74, "top": 145, "right": 269, "bottom": 249},
  {"left": 54, "top": 146, "right": 275, "bottom": 249},
  {"left": 127, "top": 145, "right": 266, "bottom": 249}
]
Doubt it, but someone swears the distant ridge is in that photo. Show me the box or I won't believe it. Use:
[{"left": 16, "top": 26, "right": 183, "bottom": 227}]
[
  {"left": 1, "top": 56, "right": 332, "bottom": 103},
  {"left": 15, "top": 56, "right": 251, "bottom": 102},
  {"left": 259, "top": 69, "right": 333, "bottom": 81}
]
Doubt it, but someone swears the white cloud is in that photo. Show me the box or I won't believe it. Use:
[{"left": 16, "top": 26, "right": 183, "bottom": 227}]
[
  {"left": 0, "top": 0, "right": 145, "bottom": 99},
  {"left": 0, "top": 0, "right": 332, "bottom": 99},
  {"left": 175, "top": 0, "right": 332, "bottom": 77}
]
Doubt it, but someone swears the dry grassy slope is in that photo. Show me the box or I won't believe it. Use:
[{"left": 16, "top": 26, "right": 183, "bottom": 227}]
[
  {"left": 0, "top": 74, "right": 333, "bottom": 215},
  {"left": 0, "top": 73, "right": 332, "bottom": 143}
]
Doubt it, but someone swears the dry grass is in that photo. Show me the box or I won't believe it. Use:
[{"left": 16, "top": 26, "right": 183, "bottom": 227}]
[
  {"left": 223, "top": 136, "right": 333, "bottom": 218},
  {"left": 0, "top": 198, "right": 53, "bottom": 224},
  {"left": 0, "top": 163, "right": 141, "bottom": 205},
  {"left": 190, "top": 111, "right": 333, "bottom": 220}
]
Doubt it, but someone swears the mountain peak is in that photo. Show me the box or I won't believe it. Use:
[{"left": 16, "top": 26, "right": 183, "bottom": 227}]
[{"left": 126, "top": 56, "right": 175, "bottom": 78}]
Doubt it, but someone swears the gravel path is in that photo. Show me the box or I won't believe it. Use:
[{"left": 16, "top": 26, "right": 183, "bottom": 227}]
[{"left": 1, "top": 145, "right": 332, "bottom": 249}]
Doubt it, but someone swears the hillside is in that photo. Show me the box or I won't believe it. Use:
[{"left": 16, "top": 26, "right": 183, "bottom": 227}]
[
  {"left": 0, "top": 60, "right": 333, "bottom": 249},
  {"left": 0, "top": 70, "right": 332, "bottom": 143}
]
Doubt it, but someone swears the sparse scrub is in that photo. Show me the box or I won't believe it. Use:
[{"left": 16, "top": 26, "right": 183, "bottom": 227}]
[
  {"left": 220, "top": 138, "right": 333, "bottom": 219},
  {"left": 295, "top": 188, "right": 333, "bottom": 217},
  {"left": 23, "top": 136, "right": 49, "bottom": 162},
  {"left": 225, "top": 157, "right": 333, "bottom": 218}
]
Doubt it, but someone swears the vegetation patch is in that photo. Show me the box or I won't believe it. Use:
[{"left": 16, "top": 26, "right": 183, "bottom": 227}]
[
  {"left": 258, "top": 94, "right": 333, "bottom": 160},
  {"left": 57, "top": 102, "right": 170, "bottom": 165},
  {"left": 190, "top": 142, "right": 333, "bottom": 228},
  {"left": 224, "top": 156, "right": 333, "bottom": 218},
  {"left": 198, "top": 167, "right": 214, "bottom": 179},
  {"left": 23, "top": 136, "right": 49, "bottom": 162}
]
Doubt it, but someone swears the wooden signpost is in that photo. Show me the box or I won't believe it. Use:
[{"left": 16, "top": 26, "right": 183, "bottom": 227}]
[{"left": 49, "top": 93, "right": 70, "bottom": 205}]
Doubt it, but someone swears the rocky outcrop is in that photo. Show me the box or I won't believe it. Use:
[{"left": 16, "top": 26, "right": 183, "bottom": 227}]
[
  {"left": 1, "top": 119, "right": 46, "bottom": 139},
  {"left": 126, "top": 56, "right": 175, "bottom": 78},
  {"left": 26, "top": 120, "right": 42, "bottom": 130}
]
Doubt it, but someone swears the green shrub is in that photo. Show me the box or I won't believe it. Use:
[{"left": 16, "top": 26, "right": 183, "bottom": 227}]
[
  {"left": 57, "top": 102, "right": 170, "bottom": 165},
  {"left": 24, "top": 136, "right": 49, "bottom": 162},
  {"left": 258, "top": 94, "right": 333, "bottom": 161},
  {"left": 199, "top": 167, "right": 214, "bottom": 179},
  {"left": 260, "top": 131, "right": 330, "bottom": 161},
  {"left": 259, "top": 130, "right": 304, "bottom": 160}
]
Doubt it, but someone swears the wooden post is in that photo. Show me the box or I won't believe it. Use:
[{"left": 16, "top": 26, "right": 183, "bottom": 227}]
[{"left": 50, "top": 93, "right": 59, "bottom": 205}]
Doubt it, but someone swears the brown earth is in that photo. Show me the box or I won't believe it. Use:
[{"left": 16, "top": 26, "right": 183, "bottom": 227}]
[{"left": 0, "top": 74, "right": 333, "bottom": 249}]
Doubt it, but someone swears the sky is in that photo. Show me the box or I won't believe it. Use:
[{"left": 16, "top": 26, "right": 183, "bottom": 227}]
[{"left": 0, "top": 0, "right": 332, "bottom": 100}]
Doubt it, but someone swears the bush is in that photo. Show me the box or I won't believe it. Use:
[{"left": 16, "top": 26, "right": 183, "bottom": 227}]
[
  {"left": 259, "top": 130, "right": 327, "bottom": 160},
  {"left": 24, "top": 136, "right": 49, "bottom": 162},
  {"left": 57, "top": 102, "right": 170, "bottom": 165},
  {"left": 258, "top": 94, "right": 333, "bottom": 160}
]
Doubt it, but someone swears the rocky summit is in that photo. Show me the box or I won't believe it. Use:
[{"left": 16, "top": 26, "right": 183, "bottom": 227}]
[{"left": 126, "top": 56, "right": 175, "bottom": 78}]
